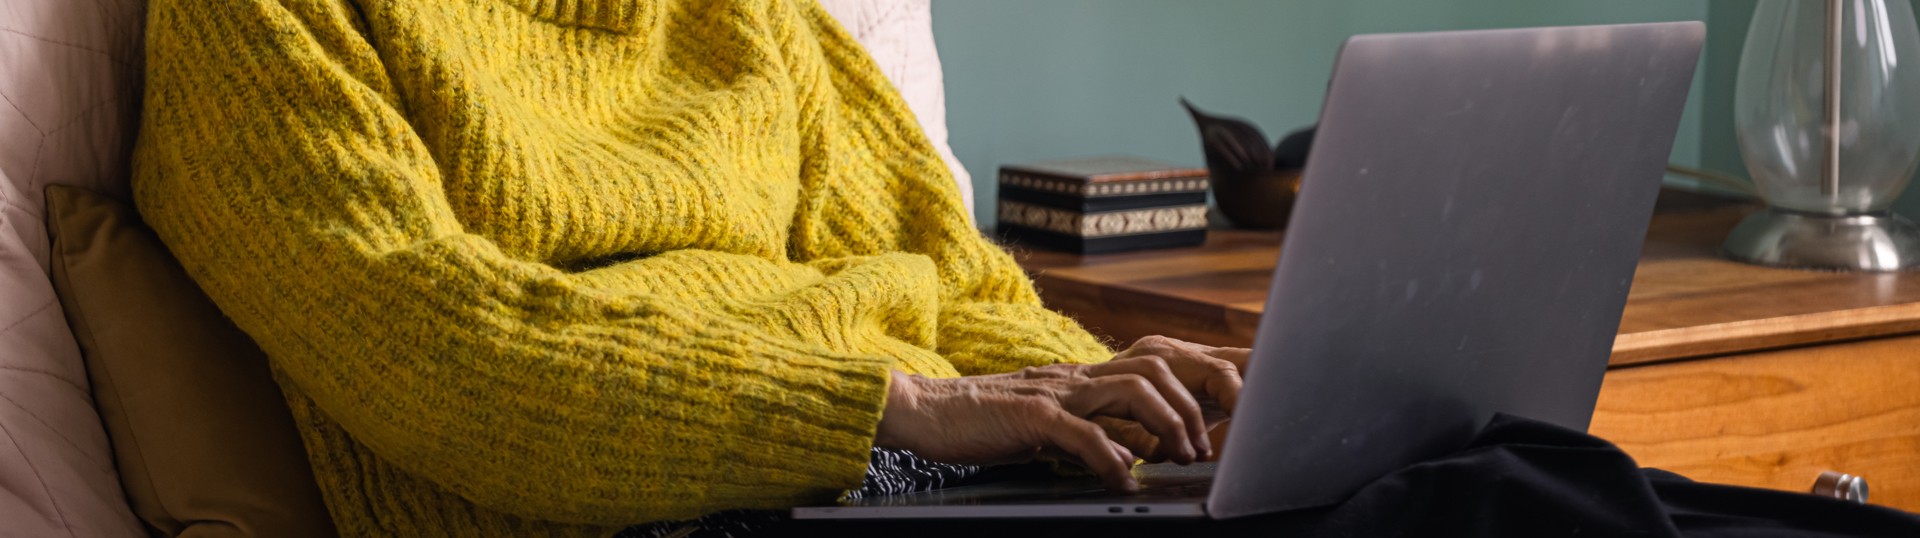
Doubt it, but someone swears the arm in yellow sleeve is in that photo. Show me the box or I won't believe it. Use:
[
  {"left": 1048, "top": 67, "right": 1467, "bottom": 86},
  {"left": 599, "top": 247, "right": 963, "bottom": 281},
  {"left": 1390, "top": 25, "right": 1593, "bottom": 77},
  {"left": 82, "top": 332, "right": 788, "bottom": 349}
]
[
  {"left": 780, "top": 2, "right": 1115, "bottom": 375},
  {"left": 134, "top": 0, "right": 915, "bottom": 525}
]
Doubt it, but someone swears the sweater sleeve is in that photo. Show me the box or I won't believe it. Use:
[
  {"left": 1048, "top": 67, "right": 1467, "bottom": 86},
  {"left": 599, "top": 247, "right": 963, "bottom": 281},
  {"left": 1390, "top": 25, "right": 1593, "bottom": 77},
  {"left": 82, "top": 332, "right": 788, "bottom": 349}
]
[
  {"left": 133, "top": 0, "right": 900, "bottom": 525},
  {"left": 784, "top": 2, "right": 1116, "bottom": 374}
]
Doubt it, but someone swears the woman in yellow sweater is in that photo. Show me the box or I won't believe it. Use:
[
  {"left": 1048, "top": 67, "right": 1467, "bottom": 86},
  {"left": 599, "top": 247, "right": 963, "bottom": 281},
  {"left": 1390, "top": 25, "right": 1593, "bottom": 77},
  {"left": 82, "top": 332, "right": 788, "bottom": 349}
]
[{"left": 132, "top": 0, "right": 1246, "bottom": 536}]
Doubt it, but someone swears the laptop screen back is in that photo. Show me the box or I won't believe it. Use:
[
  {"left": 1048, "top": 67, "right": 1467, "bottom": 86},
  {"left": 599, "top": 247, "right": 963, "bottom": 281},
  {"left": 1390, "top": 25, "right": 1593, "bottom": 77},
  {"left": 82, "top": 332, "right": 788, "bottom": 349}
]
[{"left": 1209, "top": 22, "right": 1704, "bottom": 519}]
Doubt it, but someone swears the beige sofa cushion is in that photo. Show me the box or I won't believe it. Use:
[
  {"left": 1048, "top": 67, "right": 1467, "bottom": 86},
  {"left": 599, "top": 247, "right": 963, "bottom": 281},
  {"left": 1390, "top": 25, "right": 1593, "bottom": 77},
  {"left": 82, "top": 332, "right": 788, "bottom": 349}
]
[
  {"left": 47, "top": 185, "right": 338, "bottom": 538},
  {"left": 0, "top": 0, "right": 151, "bottom": 536}
]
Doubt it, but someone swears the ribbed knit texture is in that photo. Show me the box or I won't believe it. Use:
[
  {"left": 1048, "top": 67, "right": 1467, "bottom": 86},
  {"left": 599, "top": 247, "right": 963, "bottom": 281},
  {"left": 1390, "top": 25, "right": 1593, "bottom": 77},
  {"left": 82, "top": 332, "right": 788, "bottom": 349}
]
[{"left": 130, "top": 0, "right": 1113, "bottom": 536}]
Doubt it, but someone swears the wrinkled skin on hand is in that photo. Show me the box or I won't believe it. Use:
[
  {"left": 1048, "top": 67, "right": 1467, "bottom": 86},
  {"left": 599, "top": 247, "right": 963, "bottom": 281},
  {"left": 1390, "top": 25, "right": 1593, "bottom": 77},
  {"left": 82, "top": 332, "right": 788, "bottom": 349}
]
[
  {"left": 873, "top": 336, "right": 1250, "bottom": 491},
  {"left": 1099, "top": 336, "right": 1250, "bottom": 463}
]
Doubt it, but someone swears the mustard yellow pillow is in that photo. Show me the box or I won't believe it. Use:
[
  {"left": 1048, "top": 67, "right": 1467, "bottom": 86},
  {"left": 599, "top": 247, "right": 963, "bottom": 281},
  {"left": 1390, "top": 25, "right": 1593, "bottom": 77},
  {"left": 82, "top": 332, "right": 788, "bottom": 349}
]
[{"left": 46, "top": 185, "right": 338, "bottom": 538}]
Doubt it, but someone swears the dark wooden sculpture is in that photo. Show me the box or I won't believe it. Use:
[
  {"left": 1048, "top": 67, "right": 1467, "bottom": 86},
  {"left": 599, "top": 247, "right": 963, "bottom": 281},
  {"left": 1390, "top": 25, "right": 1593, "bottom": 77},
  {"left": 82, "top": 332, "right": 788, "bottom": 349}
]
[{"left": 1181, "top": 98, "right": 1312, "bottom": 230}]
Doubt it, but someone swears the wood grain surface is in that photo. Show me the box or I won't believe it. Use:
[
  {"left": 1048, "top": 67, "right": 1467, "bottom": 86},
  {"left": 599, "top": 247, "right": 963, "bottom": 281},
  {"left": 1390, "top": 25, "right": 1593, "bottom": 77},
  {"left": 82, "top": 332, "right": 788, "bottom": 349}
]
[
  {"left": 1591, "top": 333, "right": 1920, "bottom": 513},
  {"left": 1012, "top": 193, "right": 1920, "bottom": 363}
]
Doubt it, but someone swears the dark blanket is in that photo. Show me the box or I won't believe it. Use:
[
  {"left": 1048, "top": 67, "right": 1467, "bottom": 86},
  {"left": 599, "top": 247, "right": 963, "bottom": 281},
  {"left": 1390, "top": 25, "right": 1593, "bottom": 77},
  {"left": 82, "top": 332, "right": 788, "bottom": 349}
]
[
  {"left": 1307, "top": 413, "right": 1917, "bottom": 537},
  {"left": 775, "top": 414, "right": 1920, "bottom": 538}
]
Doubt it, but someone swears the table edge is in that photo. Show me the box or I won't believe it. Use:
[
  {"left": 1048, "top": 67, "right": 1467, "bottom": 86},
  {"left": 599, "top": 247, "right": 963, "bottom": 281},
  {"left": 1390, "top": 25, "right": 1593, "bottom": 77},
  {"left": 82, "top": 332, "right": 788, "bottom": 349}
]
[
  {"left": 1029, "top": 268, "right": 1920, "bottom": 365},
  {"left": 1609, "top": 301, "right": 1920, "bottom": 366}
]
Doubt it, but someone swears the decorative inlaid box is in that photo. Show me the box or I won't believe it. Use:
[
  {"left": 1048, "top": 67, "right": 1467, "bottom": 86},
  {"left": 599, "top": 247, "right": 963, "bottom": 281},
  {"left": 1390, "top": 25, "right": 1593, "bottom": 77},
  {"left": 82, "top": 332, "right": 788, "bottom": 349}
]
[{"left": 996, "top": 156, "right": 1209, "bottom": 254}]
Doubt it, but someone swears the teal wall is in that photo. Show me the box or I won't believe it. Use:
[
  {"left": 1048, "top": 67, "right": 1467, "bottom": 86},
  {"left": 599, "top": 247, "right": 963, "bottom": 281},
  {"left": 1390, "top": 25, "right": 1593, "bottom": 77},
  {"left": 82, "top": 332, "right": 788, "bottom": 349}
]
[{"left": 932, "top": 0, "right": 1920, "bottom": 224}]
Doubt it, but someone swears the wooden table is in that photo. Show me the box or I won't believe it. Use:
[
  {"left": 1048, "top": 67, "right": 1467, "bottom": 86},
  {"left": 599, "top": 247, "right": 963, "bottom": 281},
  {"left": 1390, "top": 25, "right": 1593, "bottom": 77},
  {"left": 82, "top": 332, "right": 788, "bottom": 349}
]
[{"left": 1010, "top": 190, "right": 1920, "bottom": 512}]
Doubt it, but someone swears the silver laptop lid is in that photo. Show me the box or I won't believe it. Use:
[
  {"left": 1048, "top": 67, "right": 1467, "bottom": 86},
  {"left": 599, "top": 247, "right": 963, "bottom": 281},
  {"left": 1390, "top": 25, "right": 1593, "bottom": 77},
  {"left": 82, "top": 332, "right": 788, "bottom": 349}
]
[{"left": 1210, "top": 22, "right": 1704, "bottom": 519}]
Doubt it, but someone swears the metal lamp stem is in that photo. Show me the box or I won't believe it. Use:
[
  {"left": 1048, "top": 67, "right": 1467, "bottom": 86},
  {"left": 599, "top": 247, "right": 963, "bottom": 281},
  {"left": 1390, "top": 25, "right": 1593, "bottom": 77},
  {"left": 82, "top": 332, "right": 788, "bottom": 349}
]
[{"left": 1824, "top": 0, "right": 1843, "bottom": 199}]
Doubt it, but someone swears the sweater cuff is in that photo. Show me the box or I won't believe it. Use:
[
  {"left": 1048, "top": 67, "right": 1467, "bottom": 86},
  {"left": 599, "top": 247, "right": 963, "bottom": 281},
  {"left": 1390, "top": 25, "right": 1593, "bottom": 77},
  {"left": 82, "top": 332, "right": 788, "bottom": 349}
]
[{"left": 718, "top": 345, "right": 895, "bottom": 496}]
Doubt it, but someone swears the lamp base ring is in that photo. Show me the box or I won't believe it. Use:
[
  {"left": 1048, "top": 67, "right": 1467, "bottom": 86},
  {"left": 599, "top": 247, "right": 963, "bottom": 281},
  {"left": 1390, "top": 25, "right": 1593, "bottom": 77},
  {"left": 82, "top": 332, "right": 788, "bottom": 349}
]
[{"left": 1721, "top": 208, "right": 1920, "bottom": 272}]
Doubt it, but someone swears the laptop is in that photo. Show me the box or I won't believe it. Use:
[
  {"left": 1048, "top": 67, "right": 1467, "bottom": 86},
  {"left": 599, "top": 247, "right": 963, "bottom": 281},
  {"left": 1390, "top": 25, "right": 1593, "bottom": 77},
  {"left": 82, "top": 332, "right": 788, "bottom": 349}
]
[{"left": 794, "top": 21, "right": 1705, "bottom": 521}]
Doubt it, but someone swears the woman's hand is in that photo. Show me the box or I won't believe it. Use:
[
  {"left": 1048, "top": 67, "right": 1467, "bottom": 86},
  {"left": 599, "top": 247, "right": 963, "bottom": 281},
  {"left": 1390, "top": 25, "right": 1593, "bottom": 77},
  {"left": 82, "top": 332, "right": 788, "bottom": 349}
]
[
  {"left": 872, "top": 336, "right": 1248, "bottom": 491},
  {"left": 1100, "top": 336, "right": 1251, "bottom": 462}
]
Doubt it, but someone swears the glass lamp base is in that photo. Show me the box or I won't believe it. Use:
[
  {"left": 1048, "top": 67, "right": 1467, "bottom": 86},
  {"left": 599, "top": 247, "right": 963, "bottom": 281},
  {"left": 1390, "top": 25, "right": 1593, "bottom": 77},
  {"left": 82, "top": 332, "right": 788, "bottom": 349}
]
[{"left": 1722, "top": 208, "right": 1920, "bottom": 271}]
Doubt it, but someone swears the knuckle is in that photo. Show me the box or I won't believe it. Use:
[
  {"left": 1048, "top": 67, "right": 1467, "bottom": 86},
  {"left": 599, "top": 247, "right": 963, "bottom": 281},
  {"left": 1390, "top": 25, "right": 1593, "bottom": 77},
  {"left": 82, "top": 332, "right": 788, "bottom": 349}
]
[
  {"left": 1142, "top": 357, "right": 1174, "bottom": 376},
  {"left": 1136, "top": 335, "right": 1176, "bottom": 350},
  {"left": 1206, "top": 358, "right": 1238, "bottom": 374},
  {"left": 1212, "top": 364, "right": 1244, "bottom": 382},
  {"left": 1119, "top": 375, "right": 1157, "bottom": 395},
  {"left": 1017, "top": 367, "right": 1044, "bottom": 381}
]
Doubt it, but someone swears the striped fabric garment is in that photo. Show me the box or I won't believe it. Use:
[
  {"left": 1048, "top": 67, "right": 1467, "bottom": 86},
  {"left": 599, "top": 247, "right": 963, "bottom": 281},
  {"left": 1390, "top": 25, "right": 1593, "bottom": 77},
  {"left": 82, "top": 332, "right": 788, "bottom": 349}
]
[{"left": 616, "top": 448, "right": 983, "bottom": 538}]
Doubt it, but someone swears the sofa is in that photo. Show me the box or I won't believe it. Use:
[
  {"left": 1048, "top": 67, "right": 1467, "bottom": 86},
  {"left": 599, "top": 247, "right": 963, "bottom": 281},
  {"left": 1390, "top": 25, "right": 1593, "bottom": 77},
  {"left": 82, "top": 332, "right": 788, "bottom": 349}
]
[{"left": 0, "top": 1, "right": 973, "bottom": 536}]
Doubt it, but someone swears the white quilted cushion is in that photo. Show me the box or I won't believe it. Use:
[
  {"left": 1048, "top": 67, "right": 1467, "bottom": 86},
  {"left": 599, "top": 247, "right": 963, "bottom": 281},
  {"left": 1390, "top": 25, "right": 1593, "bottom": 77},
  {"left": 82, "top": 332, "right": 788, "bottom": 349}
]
[
  {"left": 0, "top": 0, "right": 149, "bottom": 537},
  {"left": 815, "top": 0, "right": 976, "bottom": 220}
]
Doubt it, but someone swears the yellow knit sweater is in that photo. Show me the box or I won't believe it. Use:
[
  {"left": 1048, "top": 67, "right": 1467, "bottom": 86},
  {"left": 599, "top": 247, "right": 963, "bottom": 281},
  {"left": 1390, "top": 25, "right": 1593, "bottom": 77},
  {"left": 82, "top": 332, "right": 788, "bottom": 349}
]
[{"left": 131, "top": 0, "right": 1112, "bottom": 535}]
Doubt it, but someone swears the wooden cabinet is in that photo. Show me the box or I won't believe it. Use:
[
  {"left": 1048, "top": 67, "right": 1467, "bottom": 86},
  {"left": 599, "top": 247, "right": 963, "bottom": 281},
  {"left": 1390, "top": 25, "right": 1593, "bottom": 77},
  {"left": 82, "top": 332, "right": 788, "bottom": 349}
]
[
  {"left": 1012, "top": 191, "right": 1920, "bottom": 512},
  {"left": 1592, "top": 334, "right": 1920, "bottom": 511}
]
